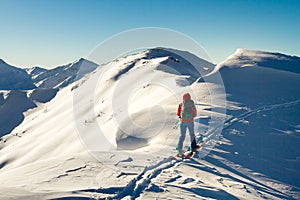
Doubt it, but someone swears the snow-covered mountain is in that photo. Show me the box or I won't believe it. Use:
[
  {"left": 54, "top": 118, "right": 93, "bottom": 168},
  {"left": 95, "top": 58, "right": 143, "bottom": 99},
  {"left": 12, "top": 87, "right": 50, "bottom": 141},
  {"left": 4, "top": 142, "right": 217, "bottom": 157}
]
[
  {"left": 215, "top": 48, "right": 300, "bottom": 73},
  {"left": 0, "top": 59, "right": 36, "bottom": 90},
  {"left": 27, "top": 58, "right": 98, "bottom": 88},
  {"left": 216, "top": 49, "right": 300, "bottom": 106},
  {"left": 214, "top": 49, "right": 300, "bottom": 193},
  {"left": 0, "top": 58, "right": 98, "bottom": 137},
  {"left": 0, "top": 48, "right": 299, "bottom": 199}
]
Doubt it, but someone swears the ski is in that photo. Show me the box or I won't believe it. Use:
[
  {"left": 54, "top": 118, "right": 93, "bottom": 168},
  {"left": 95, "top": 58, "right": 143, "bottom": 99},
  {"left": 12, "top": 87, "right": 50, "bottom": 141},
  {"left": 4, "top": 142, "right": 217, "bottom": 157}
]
[{"left": 183, "top": 141, "right": 204, "bottom": 159}]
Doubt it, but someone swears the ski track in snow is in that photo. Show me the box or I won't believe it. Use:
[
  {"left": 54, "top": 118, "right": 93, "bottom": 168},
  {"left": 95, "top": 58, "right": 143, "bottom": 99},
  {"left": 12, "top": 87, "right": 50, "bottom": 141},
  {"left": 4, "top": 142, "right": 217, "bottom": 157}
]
[
  {"left": 108, "top": 157, "right": 176, "bottom": 199},
  {"left": 81, "top": 99, "right": 300, "bottom": 199},
  {"left": 224, "top": 99, "right": 300, "bottom": 130},
  {"left": 203, "top": 99, "right": 300, "bottom": 143}
]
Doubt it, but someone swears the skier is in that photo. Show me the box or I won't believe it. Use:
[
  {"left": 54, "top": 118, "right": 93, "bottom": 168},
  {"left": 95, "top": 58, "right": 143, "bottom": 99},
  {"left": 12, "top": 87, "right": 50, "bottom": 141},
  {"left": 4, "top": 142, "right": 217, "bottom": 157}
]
[{"left": 176, "top": 92, "right": 198, "bottom": 157}]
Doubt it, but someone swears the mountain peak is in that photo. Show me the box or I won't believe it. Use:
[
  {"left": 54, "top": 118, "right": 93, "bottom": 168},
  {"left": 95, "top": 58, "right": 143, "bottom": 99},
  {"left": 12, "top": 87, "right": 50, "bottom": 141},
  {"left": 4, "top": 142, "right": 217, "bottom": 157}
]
[
  {"left": 216, "top": 48, "right": 300, "bottom": 74},
  {"left": 29, "top": 57, "right": 99, "bottom": 89},
  {"left": 109, "top": 47, "right": 214, "bottom": 83},
  {"left": 78, "top": 57, "right": 87, "bottom": 62},
  {"left": 0, "top": 58, "right": 6, "bottom": 64},
  {"left": 69, "top": 57, "right": 98, "bottom": 68},
  {"left": 0, "top": 58, "right": 12, "bottom": 67},
  {"left": 0, "top": 59, "right": 36, "bottom": 90},
  {"left": 72, "top": 57, "right": 86, "bottom": 65}
]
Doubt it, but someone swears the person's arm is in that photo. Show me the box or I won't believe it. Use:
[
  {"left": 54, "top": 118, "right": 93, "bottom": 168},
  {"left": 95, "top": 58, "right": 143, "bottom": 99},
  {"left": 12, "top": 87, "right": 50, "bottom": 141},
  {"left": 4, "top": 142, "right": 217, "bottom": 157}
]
[
  {"left": 177, "top": 103, "right": 182, "bottom": 117},
  {"left": 194, "top": 105, "right": 197, "bottom": 117}
]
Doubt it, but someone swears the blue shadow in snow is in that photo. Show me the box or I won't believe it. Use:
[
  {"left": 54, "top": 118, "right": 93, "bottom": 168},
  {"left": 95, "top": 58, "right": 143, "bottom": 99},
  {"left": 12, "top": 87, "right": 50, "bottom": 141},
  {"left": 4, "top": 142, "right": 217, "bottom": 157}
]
[{"left": 167, "top": 184, "right": 239, "bottom": 200}]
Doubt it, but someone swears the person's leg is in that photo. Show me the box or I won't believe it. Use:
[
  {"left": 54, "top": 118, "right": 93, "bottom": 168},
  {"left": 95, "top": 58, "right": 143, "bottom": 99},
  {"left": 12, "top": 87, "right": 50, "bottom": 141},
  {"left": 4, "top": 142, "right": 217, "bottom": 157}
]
[
  {"left": 191, "top": 138, "right": 197, "bottom": 150},
  {"left": 177, "top": 122, "right": 187, "bottom": 154},
  {"left": 187, "top": 122, "right": 197, "bottom": 150}
]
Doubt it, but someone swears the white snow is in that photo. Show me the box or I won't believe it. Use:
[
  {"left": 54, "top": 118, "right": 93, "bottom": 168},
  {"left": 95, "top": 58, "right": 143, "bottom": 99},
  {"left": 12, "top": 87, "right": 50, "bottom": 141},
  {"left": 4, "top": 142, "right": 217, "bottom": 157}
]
[
  {"left": 0, "top": 58, "right": 99, "bottom": 137},
  {"left": 0, "top": 48, "right": 299, "bottom": 199},
  {"left": 213, "top": 48, "right": 300, "bottom": 74},
  {"left": 27, "top": 58, "right": 98, "bottom": 89}
]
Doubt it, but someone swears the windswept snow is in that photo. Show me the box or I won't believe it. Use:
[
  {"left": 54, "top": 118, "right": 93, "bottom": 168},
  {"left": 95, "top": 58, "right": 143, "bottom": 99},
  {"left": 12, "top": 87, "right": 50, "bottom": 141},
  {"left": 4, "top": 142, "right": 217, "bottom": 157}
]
[
  {"left": 0, "top": 48, "right": 299, "bottom": 199},
  {"left": 214, "top": 48, "right": 300, "bottom": 74}
]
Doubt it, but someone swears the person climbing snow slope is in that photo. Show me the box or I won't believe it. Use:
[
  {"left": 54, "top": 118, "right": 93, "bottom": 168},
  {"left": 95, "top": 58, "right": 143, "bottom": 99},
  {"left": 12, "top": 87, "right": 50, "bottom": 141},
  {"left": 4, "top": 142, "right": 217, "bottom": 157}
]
[{"left": 176, "top": 92, "right": 199, "bottom": 157}]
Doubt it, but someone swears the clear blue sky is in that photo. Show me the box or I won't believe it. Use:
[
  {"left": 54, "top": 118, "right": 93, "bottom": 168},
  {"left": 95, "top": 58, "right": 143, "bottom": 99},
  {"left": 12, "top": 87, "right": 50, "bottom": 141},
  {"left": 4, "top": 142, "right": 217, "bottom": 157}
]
[{"left": 1, "top": 0, "right": 300, "bottom": 68}]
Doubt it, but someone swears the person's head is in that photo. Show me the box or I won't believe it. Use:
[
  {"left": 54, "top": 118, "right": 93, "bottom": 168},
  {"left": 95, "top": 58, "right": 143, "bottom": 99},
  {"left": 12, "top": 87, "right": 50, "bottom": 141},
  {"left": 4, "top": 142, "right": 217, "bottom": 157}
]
[{"left": 182, "top": 93, "right": 191, "bottom": 100}]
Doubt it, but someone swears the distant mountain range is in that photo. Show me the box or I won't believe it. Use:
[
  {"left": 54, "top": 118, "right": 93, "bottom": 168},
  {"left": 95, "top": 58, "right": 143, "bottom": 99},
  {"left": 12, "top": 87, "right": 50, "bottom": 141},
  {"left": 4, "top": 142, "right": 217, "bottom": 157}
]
[
  {"left": 0, "top": 58, "right": 98, "bottom": 135},
  {"left": 0, "top": 58, "right": 98, "bottom": 90}
]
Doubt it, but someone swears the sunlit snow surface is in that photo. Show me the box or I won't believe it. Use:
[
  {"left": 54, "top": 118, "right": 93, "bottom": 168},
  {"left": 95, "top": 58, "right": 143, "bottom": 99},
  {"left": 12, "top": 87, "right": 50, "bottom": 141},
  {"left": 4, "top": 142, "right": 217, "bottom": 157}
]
[{"left": 0, "top": 48, "right": 299, "bottom": 199}]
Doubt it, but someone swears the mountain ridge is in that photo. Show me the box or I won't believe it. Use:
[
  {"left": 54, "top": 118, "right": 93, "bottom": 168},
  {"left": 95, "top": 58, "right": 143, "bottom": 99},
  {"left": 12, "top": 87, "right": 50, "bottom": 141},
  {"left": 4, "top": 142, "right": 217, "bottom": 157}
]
[
  {"left": 0, "top": 59, "right": 36, "bottom": 90},
  {"left": 215, "top": 48, "right": 300, "bottom": 74},
  {"left": 1, "top": 48, "right": 299, "bottom": 91},
  {"left": 0, "top": 57, "right": 98, "bottom": 136}
]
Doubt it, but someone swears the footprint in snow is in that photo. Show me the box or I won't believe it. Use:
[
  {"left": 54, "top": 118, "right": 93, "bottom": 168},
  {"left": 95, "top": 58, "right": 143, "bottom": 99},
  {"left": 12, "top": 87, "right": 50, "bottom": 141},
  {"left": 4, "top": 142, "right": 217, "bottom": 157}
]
[
  {"left": 181, "top": 177, "right": 195, "bottom": 184},
  {"left": 119, "top": 157, "right": 133, "bottom": 163},
  {"left": 114, "top": 157, "right": 133, "bottom": 166}
]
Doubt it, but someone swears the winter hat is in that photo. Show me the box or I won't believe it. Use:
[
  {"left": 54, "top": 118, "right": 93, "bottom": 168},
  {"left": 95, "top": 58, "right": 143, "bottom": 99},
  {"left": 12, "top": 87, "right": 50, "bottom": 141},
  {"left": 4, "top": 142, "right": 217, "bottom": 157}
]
[{"left": 183, "top": 93, "right": 191, "bottom": 100}]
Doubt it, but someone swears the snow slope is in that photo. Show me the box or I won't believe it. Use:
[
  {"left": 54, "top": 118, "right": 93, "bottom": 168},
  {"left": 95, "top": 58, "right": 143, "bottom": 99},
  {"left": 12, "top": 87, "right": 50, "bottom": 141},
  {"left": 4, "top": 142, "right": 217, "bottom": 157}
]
[
  {"left": 0, "top": 48, "right": 299, "bottom": 199},
  {"left": 213, "top": 49, "right": 300, "bottom": 192},
  {"left": 215, "top": 48, "right": 300, "bottom": 73}
]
